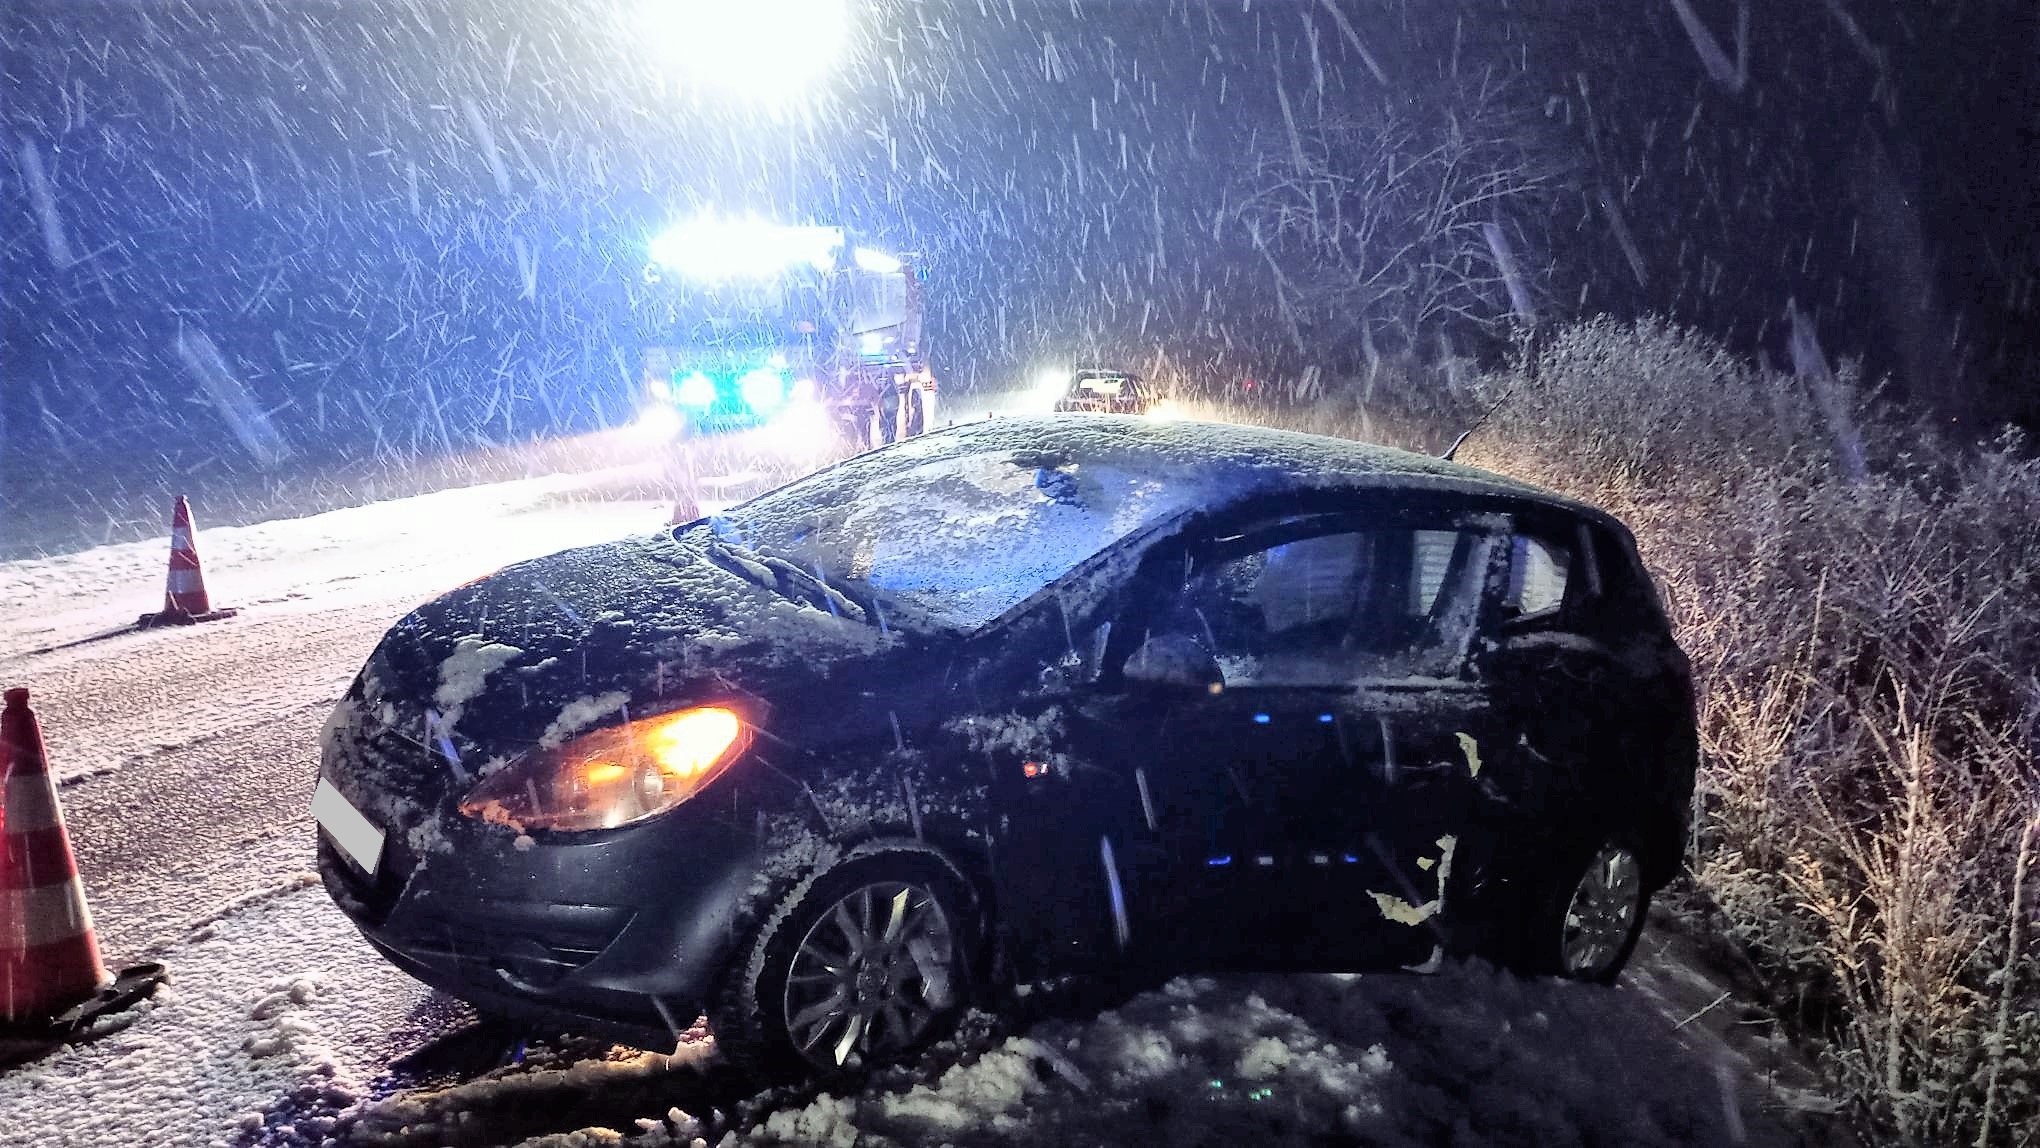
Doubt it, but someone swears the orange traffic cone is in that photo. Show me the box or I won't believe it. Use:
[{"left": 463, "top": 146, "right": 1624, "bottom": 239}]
[
  {"left": 2, "top": 686, "right": 108, "bottom": 1027},
  {"left": 0, "top": 688, "right": 164, "bottom": 1042},
  {"left": 137, "top": 495, "right": 237, "bottom": 627}
]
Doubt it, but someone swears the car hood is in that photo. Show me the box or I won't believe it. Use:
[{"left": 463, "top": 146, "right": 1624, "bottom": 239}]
[{"left": 364, "top": 530, "right": 916, "bottom": 757}]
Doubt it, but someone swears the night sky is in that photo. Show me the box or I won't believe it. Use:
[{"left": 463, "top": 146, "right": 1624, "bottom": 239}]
[{"left": 3, "top": 0, "right": 2035, "bottom": 494}]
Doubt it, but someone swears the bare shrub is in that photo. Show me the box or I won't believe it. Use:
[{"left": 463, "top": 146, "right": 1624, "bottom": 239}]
[
  {"left": 1225, "top": 71, "right": 1562, "bottom": 369},
  {"left": 1237, "top": 316, "right": 2040, "bottom": 1145}
]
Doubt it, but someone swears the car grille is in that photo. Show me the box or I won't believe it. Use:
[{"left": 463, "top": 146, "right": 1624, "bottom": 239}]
[{"left": 384, "top": 902, "right": 633, "bottom": 981}]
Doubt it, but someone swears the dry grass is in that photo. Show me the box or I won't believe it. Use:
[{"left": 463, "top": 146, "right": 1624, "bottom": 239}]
[{"left": 1208, "top": 317, "right": 2040, "bottom": 1147}]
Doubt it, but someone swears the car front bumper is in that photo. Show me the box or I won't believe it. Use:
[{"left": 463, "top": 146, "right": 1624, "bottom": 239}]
[{"left": 317, "top": 806, "right": 760, "bottom": 1047}]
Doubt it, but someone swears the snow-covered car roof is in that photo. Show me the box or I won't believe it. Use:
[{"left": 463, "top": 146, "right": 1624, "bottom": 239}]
[
  {"left": 711, "top": 415, "right": 1613, "bottom": 634},
  {"left": 909, "top": 414, "right": 1603, "bottom": 516}
]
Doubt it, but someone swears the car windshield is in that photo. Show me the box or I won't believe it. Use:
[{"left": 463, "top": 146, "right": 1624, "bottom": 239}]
[{"left": 694, "top": 434, "right": 1203, "bottom": 632}]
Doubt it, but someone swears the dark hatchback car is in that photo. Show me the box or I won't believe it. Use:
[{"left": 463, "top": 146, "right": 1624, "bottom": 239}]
[{"left": 314, "top": 415, "right": 1696, "bottom": 1076}]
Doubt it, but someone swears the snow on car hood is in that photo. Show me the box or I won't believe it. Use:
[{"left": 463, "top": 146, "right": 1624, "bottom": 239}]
[{"left": 361, "top": 529, "right": 904, "bottom": 756}]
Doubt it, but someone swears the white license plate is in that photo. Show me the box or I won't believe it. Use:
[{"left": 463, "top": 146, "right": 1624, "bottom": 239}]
[{"left": 312, "top": 778, "right": 386, "bottom": 877}]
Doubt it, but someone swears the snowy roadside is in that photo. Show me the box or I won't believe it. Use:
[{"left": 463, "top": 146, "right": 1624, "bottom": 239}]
[
  {"left": 0, "top": 885, "right": 1856, "bottom": 1148},
  {"left": 0, "top": 464, "right": 675, "bottom": 661},
  {"left": 0, "top": 471, "right": 679, "bottom": 787},
  {"left": 712, "top": 916, "right": 1849, "bottom": 1148},
  {"left": 0, "top": 882, "right": 432, "bottom": 1148},
  {"left": 305, "top": 907, "right": 1852, "bottom": 1148}
]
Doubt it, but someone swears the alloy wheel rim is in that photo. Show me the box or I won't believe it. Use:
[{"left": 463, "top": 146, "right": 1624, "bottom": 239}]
[
  {"left": 782, "top": 880, "right": 957, "bottom": 1068},
  {"left": 1560, "top": 844, "right": 1643, "bottom": 978}
]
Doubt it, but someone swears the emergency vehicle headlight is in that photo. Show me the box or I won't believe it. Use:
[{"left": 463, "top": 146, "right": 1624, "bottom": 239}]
[
  {"left": 740, "top": 367, "right": 787, "bottom": 412},
  {"left": 676, "top": 372, "right": 717, "bottom": 408}
]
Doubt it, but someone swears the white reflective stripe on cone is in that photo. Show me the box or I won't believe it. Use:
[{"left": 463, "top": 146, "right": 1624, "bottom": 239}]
[
  {"left": 171, "top": 526, "right": 193, "bottom": 550},
  {"left": 167, "top": 569, "right": 203, "bottom": 593},
  {"left": 2, "top": 879, "right": 98, "bottom": 948},
  {"left": 2, "top": 775, "right": 62, "bottom": 832}
]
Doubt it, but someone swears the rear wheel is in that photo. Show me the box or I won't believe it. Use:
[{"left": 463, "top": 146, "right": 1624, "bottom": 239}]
[
  {"left": 1520, "top": 837, "right": 1649, "bottom": 984},
  {"left": 712, "top": 851, "right": 981, "bottom": 1078}
]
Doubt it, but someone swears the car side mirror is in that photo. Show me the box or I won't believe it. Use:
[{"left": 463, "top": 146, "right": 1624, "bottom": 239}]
[
  {"left": 1121, "top": 633, "right": 1224, "bottom": 690},
  {"left": 1034, "top": 621, "right": 1113, "bottom": 695},
  {"left": 1037, "top": 654, "right": 1088, "bottom": 694}
]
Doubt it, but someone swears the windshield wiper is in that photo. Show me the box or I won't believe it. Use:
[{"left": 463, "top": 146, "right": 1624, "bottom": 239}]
[{"left": 701, "top": 537, "right": 871, "bottom": 625}]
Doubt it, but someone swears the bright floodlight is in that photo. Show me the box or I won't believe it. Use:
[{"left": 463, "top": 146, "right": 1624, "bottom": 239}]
[
  {"left": 648, "top": 216, "right": 844, "bottom": 280},
  {"left": 642, "top": 0, "right": 850, "bottom": 101}
]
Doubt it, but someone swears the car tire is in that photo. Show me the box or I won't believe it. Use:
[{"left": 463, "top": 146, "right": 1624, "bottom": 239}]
[
  {"left": 711, "top": 848, "right": 982, "bottom": 1079},
  {"left": 1515, "top": 833, "right": 1650, "bottom": 985}
]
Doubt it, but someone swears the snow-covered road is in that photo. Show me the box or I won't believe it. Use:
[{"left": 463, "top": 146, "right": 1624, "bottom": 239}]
[{"left": 0, "top": 456, "right": 1854, "bottom": 1147}]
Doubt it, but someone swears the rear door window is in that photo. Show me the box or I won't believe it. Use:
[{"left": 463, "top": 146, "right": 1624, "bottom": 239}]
[{"left": 1135, "top": 519, "right": 1495, "bottom": 686}]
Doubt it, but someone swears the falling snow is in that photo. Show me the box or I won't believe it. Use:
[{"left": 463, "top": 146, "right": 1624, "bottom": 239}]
[{"left": 0, "top": 0, "right": 2029, "bottom": 1144}]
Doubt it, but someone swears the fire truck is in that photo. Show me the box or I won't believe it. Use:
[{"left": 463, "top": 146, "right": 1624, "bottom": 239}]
[{"left": 633, "top": 216, "right": 937, "bottom": 450}]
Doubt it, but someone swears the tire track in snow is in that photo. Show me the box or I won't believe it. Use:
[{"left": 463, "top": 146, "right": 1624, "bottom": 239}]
[
  {"left": 8, "top": 602, "right": 389, "bottom": 785},
  {"left": 60, "top": 701, "right": 331, "bottom": 961}
]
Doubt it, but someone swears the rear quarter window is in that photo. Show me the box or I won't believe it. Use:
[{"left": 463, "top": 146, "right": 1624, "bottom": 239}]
[
  {"left": 1582, "top": 522, "right": 1668, "bottom": 632},
  {"left": 1505, "top": 534, "right": 1571, "bottom": 617}
]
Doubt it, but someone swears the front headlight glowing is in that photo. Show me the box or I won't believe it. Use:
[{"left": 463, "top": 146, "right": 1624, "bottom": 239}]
[
  {"left": 1035, "top": 367, "right": 1071, "bottom": 409},
  {"left": 457, "top": 705, "right": 749, "bottom": 833},
  {"left": 739, "top": 367, "right": 788, "bottom": 412},
  {"left": 632, "top": 403, "right": 686, "bottom": 439},
  {"left": 675, "top": 371, "right": 717, "bottom": 407}
]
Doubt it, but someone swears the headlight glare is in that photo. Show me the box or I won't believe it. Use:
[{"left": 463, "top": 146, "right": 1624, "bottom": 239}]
[
  {"left": 739, "top": 367, "right": 787, "bottom": 412},
  {"left": 675, "top": 372, "right": 717, "bottom": 407},
  {"left": 457, "top": 705, "right": 748, "bottom": 833}
]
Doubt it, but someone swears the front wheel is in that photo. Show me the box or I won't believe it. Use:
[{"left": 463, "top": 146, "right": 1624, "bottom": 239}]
[{"left": 712, "top": 851, "right": 981, "bottom": 1078}]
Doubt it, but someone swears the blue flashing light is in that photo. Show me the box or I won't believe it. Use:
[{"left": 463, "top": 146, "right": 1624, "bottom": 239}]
[
  {"left": 1252, "top": 712, "right": 1271, "bottom": 725},
  {"left": 1207, "top": 854, "right": 1233, "bottom": 867},
  {"left": 1318, "top": 713, "right": 1335, "bottom": 724},
  {"left": 675, "top": 372, "right": 716, "bottom": 408},
  {"left": 1342, "top": 853, "right": 1361, "bottom": 864}
]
